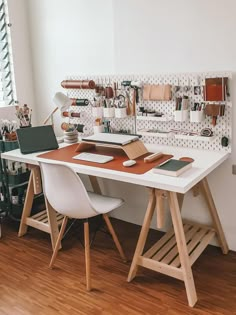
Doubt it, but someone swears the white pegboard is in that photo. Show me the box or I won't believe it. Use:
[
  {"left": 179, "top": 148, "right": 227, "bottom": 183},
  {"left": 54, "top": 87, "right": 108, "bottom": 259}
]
[{"left": 62, "top": 72, "right": 232, "bottom": 152}]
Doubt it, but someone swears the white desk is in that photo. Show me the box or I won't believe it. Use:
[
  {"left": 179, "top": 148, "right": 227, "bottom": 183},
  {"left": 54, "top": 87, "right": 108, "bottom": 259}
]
[
  {"left": 1, "top": 143, "right": 228, "bottom": 193},
  {"left": 1, "top": 143, "right": 229, "bottom": 307}
]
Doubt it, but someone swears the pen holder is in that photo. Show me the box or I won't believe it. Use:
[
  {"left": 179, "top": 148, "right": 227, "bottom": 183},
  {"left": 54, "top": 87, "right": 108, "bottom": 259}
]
[
  {"left": 93, "top": 125, "right": 104, "bottom": 134},
  {"left": 0, "top": 140, "right": 19, "bottom": 152},
  {"left": 92, "top": 107, "right": 103, "bottom": 118},
  {"left": 103, "top": 107, "right": 115, "bottom": 118},
  {"left": 190, "top": 111, "right": 205, "bottom": 123},
  {"left": 115, "top": 107, "right": 127, "bottom": 118},
  {"left": 174, "top": 110, "right": 188, "bottom": 122},
  {"left": 20, "top": 124, "right": 32, "bottom": 128},
  {"left": 5, "top": 132, "right": 17, "bottom": 141}
]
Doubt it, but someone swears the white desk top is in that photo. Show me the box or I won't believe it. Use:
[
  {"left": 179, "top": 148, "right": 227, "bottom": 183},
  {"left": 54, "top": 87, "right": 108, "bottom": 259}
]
[{"left": 1, "top": 143, "right": 229, "bottom": 194}]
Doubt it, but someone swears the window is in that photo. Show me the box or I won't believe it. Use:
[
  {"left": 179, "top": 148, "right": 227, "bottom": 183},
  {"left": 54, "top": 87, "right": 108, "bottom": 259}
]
[{"left": 0, "top": 0, "right": 16, "bottom": 106}]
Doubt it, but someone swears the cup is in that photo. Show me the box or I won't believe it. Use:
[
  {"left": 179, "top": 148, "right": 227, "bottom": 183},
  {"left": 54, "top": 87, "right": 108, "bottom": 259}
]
[
  {"left": 174, "top": 110, "right": 188, "bottom": 122},
  {"left": 190, "top": 111, "right": 205, "bottom": 123},
  {"left": 93, "top": 125, "right": 104, "bottom": 134},
  {"left": 115, "top": 107, "right": 127, "bottom": 118},
  {"left": 103, "top": 107, "right": 115, "bottom": 118}
]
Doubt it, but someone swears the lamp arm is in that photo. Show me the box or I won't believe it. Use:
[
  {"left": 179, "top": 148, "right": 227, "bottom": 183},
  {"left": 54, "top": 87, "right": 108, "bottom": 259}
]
[{"left": 43, "top": 107, "right": 58, "bottom": 125}]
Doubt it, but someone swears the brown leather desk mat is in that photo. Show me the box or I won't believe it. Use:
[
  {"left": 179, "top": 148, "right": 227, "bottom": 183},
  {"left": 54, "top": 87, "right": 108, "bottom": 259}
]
[{"left": 38, "top": 144, "right": 173, "bottom": 175}]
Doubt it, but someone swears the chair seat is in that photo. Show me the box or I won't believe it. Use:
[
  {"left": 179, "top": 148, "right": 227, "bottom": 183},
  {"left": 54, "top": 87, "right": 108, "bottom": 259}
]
[{"left": 88, "top": 192, "right": 124, "bottom": 214}]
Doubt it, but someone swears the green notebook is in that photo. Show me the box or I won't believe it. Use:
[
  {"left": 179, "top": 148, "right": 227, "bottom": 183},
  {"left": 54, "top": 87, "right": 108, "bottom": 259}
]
[{"left": 153, "top": 159, "right": 192, "bottom": 177}]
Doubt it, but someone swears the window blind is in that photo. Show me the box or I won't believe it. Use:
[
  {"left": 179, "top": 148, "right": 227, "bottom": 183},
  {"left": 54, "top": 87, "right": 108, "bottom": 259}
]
[{"left": 0, "top": 0, "right": 16, "bottom": 106}]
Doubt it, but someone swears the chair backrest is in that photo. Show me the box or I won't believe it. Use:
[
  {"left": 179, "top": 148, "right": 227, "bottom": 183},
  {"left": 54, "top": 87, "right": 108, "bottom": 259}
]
[{"left": 39, "top": 161, "right": 98, "bottom": 219}]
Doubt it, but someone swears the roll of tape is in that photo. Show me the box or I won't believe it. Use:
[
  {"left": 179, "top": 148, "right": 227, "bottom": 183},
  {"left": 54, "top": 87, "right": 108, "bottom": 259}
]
[
  {"left": 61, "top": 122, "right": 75, "bottom": 131},
  {"left": 75, "top": 124, "right": 88, "bottom": 133},
  {"left": 71, "top": 98, "right": 90, "bottom": 106},
  {"left": 76, "top": 124, "right": 85, "bottom": 133},
  {"left": 62, "top": 111, "right": 85, "bottom": 119},
  {"left": 61, "top": 80, "right": 96, "bottom": 89}
]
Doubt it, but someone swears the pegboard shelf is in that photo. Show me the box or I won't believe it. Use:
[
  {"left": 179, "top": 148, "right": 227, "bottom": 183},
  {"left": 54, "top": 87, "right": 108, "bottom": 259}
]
[
  {"left": 138, "top": 130, "right": 172, "bottom": 138},
  {"left": 174, "top": 135, "right": 216, "bottom": 142},
  {"left": 138, "top": 131, "right": 216, "bottom": 142},
  {"left": 202, "top": 101, "right": 232, "bottom": 107},
  {"left": 111, "top": 116, "right": 135, "bottom": 119},
  {"left": 64, "top": 71, "right": 232, "bottom": 152},
  {"left": 136, "top": 115, "right": 173, "bottom": 122}
]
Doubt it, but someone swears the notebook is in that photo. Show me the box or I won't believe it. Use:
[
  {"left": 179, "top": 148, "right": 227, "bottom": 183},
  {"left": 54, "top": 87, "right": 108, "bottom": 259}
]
[
  {"left": 152, "top": 159, "right": 192, "bottom": 177},
  {"left": 81, "top": 133, "right": 139, "bottom": 146},
  {"left": 16, "top": 125, "right": 59, "bottom": 154}
]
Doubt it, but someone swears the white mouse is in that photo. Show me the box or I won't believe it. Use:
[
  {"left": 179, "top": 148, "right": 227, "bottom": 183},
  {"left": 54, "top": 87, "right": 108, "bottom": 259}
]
[{"left": 123, "top": 160, "right": 136, "bottom": 167}]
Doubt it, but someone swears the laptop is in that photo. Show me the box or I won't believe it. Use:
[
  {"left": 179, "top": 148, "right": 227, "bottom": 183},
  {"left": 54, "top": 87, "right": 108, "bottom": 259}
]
[
  {"left": 16, "top": 125, "right": 59, "bottom": 154},
  {"left": 81, "top": 133, "right": 139, "bottom": 146}
]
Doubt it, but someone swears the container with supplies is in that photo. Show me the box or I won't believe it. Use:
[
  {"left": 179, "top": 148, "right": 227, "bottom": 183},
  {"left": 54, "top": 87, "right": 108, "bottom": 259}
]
[
  {"left": 174, "top": 96, "right": 189, "bottom": 122},
  {"left": 93, "top": 118, "right": 104, "bottom": 134},
  {"left": 190, "top": 102, "right": 205, "bottom": 123},
  {"left": 174, "top": 110, "right": 188, "bottom": 122},
  {"left": 103, "top": 107, "right": 115, "bottom": 118},
  {"left": 115, "top": 107, "right": 127, "bottom": 118}
]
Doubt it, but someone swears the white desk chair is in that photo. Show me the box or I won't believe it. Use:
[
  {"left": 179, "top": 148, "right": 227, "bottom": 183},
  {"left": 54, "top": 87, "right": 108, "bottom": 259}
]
[{"left": 39, "top": 161, "right": 126, "bottom": 291}]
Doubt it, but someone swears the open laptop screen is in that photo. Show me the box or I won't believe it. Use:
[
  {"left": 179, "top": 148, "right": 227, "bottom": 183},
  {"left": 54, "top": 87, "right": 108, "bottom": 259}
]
[{"left": 16, "top": 125, "right": 59, "bottom": 154}]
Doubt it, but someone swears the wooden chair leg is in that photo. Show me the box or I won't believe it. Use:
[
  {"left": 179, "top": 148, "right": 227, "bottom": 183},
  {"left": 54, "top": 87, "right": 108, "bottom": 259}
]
[
  {"left": 168, "top": 191, "right": 197, "bottom": 307},
  {"left": 127, "top": 188, "right": 156, "bottom": 282},
  {"left": 200, "top": 177, "right": 229, "bottom": 254},
  {"left": 45, "top": 198, "right": 61, "bottom": 250},
  {"left": 49, "top": 216, "right": 68, "bottom": 269},
  {"left": 84, "top": 221, "right": 91, "bottom": 291},
  {"left": 103, "top": 214, "right": 127, "bottom": 262}
]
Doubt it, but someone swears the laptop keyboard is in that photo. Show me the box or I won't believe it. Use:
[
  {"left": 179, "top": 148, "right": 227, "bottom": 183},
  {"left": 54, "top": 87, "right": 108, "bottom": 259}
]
[{"left": 73, "top": 152, "right": 114, "bottom": 163}]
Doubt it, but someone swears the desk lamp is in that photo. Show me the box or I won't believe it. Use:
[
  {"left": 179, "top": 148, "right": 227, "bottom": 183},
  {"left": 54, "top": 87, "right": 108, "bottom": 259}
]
[{"left": 43, "top": 92, "right": 72, "bottom": 126}]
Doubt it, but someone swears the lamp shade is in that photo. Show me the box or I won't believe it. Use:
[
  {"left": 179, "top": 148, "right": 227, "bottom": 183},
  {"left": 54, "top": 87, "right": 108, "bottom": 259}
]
[{"left": 53, "top": 92, "right": 72, "bottom": 112}]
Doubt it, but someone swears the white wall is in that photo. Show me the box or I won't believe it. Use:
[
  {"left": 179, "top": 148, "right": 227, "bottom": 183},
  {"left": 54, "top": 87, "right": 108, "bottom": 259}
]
[
  {"left": 110, "top": 0, "right": 236, "bottom": 250},
  {"left": 7, "top": 0, "right": 36, "bottom": 125},
  {"left": 8, "top": 0, "right": 236, "bottom": 250},
  {"left": 26, "top": 0, "right": 114, "bottom": 135},
  {"left": 113, "top": 0, "right": 236, "bottom": 74}
]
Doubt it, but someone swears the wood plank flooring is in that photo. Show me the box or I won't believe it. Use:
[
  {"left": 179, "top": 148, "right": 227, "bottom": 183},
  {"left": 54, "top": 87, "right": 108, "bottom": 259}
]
[{"left": 0, "top": 218, "right": 236, "bottom": 315}]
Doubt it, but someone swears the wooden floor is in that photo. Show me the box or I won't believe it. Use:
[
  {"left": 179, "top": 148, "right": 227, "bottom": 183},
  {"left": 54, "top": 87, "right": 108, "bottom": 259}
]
[{"left": 0, "top": 218, "right": 236, "bottom": 315}]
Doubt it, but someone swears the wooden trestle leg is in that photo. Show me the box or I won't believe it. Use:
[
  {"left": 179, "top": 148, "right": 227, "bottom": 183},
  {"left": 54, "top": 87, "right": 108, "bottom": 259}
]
[
  {"left": 200, "top": 178, "right": 229, "bottom": 254},
  {"left": 168, "top": 191, "right": 197, "bottom": 307},
  {"left": 127, "top": 188, "right": 156, "bottom": 282}
]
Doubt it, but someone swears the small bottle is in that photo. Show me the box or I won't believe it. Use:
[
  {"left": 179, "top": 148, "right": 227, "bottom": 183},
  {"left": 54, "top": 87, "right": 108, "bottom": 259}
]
[
  {"left": 21, "top": 189, "right": 26, "bottom": 205},
  {"left": 11, "top": 187, "right": 19, "bottom": 205},
  {"left": 0, "top": 187, "right": 4, "bottom": 201}
]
